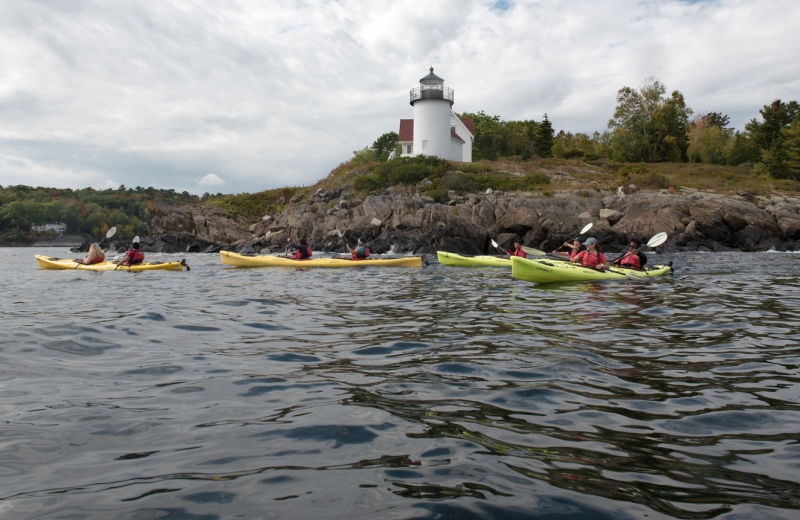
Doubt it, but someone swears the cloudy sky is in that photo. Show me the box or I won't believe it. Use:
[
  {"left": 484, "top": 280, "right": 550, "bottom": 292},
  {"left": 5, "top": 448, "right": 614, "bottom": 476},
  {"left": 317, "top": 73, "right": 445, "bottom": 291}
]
[{"left": 1, "top": 0, "right": 798, "bottom": 194}]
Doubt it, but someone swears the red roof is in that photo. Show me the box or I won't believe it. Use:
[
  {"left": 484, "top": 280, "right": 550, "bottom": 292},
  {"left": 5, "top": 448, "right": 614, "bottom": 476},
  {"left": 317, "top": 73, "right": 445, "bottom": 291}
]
[
  {"left": 451, "top": 129, "right": 465, "bottom": 143},
  {"left": 399, "top": 119, "right": 413, "bottom": 142},
  {"left": 459, "top": 118, "right": 474, "bottom": 135}
]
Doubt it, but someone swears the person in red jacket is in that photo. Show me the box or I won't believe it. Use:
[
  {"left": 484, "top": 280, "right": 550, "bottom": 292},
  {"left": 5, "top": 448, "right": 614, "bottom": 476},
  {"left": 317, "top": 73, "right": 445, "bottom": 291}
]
[
  {"left": 553, "top": 238, "right": 585, "bottom": 261},
  {"left": 571, "top": 237, "right": 609, "bottom": 271},
  {"left": 77, "top": 243, "right": 105, "bottom": 265},
  {"left": 287, "top": 238, "right": 312, "bottom": 260},
  {"left": 613, "top": 240, "right": 643, "bottom": 269},
  {"left": 503, "top": 240, "right": 527, "bottom": 258},
  {"left": 118, "top": 242, "right": 145, "bottom": 267}
]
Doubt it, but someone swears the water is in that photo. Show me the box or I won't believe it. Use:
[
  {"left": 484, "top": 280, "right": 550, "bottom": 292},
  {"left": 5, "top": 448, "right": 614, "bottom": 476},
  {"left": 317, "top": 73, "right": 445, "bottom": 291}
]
[{"left": 2, "top": 248, "right": 800, "bottom": 519}]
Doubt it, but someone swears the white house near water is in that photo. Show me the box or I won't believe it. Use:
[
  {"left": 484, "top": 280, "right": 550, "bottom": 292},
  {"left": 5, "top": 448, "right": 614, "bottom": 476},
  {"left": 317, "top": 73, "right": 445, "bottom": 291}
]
[
  {"left": 31, "top": 222, "right": 67, "bottom": 233},
  {"left": 399, "top": 68, "right": 473, "bottom": 162}
]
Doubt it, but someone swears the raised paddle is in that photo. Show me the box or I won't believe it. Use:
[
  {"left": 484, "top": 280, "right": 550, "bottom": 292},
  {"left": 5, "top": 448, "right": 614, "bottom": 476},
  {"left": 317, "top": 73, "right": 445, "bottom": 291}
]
[{"left": 74, "top": 227, "right": 117, "bottom": 269}]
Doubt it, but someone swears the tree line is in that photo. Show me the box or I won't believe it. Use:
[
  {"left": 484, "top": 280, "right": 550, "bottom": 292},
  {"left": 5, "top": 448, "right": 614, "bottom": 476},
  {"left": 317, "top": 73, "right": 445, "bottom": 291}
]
[
  {"left": 365, "top": 77, "right": 799, "bottom": 181},
  {"left": 0, "top": 185, "right": 201, "bottom": 241}
]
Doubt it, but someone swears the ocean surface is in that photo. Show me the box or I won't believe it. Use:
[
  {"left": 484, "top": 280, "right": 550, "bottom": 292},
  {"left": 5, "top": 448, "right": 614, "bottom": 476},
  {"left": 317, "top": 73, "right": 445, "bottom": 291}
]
[{"left": 2, "top": 247, "right": 800, "bottom": 519}]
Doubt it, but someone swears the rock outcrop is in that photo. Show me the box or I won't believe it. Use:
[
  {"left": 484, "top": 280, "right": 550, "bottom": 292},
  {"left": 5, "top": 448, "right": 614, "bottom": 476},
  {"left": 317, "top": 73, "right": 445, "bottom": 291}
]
[{"left": 82, "top": 185, "right": 800, "bottom": 255}]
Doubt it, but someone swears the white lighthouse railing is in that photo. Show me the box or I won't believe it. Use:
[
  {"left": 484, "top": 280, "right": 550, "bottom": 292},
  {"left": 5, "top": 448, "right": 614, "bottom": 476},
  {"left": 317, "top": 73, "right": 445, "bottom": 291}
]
[{"left": 410, "top": 86, "right": 454, "bottom": 104}]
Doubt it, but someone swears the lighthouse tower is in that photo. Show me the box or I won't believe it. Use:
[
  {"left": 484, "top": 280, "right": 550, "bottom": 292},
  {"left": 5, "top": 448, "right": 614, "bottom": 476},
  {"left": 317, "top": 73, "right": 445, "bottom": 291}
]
[
  {"left": 410, "top": 67, "right": 453, "bottom": 159},
  {"left": 399, "top": 68, "right": 473, "bottom": 162}
]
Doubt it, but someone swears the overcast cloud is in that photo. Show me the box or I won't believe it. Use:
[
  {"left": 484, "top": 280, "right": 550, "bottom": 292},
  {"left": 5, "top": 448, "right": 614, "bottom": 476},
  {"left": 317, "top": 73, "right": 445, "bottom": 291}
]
[{"left": 1, "top": 0, "right": 798, "bottom": 194}]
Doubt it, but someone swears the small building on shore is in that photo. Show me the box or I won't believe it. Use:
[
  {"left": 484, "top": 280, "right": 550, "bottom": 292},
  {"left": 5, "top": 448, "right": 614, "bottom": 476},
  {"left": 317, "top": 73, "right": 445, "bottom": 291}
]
[
  {"left": 32, "top": 222, "right": 67, "bottom": 233},
  {"left": 398, "top": 68, "right": 473, "bottom": 162}
]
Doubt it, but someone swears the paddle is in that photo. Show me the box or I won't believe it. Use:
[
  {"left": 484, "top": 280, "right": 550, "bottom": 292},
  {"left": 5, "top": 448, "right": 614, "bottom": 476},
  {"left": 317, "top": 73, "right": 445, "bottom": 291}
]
[
  {"left": 74, "top": 227, "right": 117, "bottom": 269},
  {"left": 520, "top": 246, "right": 546, "bottom": 256}
]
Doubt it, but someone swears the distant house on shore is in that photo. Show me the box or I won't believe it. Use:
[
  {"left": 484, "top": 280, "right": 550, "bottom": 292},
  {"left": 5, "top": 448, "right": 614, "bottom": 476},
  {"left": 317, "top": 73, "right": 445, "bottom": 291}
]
[
  {"left": 398, "top": 68, "right": 473, "bottom": 162},
  {"left": 32, "top": 222, "right": 67, "bottom": 233}
]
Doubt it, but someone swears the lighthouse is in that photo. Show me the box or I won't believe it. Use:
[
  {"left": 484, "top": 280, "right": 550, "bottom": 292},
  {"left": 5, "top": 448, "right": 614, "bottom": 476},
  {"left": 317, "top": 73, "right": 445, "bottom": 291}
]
[{"left": 398, "top": 68, "right": 474, "bottom": 162}]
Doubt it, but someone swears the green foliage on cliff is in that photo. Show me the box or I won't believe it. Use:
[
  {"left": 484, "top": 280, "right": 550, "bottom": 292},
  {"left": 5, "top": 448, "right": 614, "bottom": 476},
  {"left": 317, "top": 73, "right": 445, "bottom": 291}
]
[
  {"left": 0, "top": 184, "right": 194, "bottom": 240},
  {"left": 205, "top": 188, "right": 296, "bottom": 221},
  {"left": 353, "top": 156, "right": 449, "bottom": 192}
]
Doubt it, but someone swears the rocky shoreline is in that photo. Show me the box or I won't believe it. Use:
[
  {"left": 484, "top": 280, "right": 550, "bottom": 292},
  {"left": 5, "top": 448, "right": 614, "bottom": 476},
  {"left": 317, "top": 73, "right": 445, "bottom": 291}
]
[
  {"left": 70, "top": 183, "right": 800, "bottom": 256},
  {"left": 2, "top": 235, "right": 87, "bottom": 248}
]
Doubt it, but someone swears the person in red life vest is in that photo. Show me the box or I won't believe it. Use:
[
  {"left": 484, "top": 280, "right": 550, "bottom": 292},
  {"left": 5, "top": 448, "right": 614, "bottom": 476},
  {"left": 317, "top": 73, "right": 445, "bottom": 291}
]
[
  {"left": 77, "top": 243, "right": 105, "bottom": 265},
  {"left": 570, "top": 237, "right": 609, "bottom": 271},
  {"left": 118, "top": 242, "right": 145, "bottom": 267},
  {"left": 286, "top": 238, "right": 312, "bottom": 260},
  {"left": 346, "top": 237, "right": 369, "bottom": 260},
  {"left": 553, "top": 238, "right": 585, "bottom": 261},
  {"left": 613, "top": 239, "right": 644, "bottom": 270},
  {"left": 502, "top": 240, "right": 527, "bottom": 258}
]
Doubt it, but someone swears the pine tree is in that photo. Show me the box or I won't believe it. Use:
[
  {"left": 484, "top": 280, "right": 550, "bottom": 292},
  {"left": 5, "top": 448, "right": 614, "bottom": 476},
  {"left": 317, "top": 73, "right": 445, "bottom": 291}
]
[
  {"left": 727, "top": 131, "right": 750, "bottom": 165},
  {"left": 784, "top": 118, "right": 800, "bottom": 180},
  {"left": 536, "top": 114, "right": 554, "bottom": 158},
  {"left": 765, "top": 134, "right": 792, "bottom": 179}
]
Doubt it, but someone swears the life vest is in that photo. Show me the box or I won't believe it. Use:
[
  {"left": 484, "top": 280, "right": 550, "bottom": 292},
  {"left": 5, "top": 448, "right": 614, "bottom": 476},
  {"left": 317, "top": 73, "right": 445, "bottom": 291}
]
[
  {"left": 87, "top": 254, "right": 104, "bottom": 265},
  {"left": 352, "top": 246, "right": 369, "bottom": 260},
  {"left": 127, "top": 250, "right": 145, "bottom": 264},
  {"left": 511, "top": 247, "right": 527, "bottom": 259},
  {"left": 619, "top": 251, "right": 642, "bottom": 269},
  {"left": 576, "top": 250, "right": 605, "bottom": 268},
  {"left": 294, "top": 246, "right": 312, "bottom": 260}
]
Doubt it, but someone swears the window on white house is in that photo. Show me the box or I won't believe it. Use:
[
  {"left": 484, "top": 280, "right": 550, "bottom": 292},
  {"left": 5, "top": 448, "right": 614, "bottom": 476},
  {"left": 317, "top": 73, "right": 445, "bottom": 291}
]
[
  {"left": 422, "top": 140, "right": 428, "bottom": 151},
  {"left": 407, "top": 145, "right": 413, "bottom": 154},
  {"left": 451, "top": 126, "right": 455, "bottom": 132}
]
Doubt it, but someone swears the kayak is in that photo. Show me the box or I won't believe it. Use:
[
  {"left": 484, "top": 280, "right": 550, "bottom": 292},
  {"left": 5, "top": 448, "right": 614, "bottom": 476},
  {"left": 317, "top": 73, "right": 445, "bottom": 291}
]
[
  {"left": 36, "top": 255, "right": 189, "bottom": 271},
  {"left": 511, "top": 256, "right": 673, "bottom": 283},
  {"left": 220, "top": 251, "right": 423, "bottom": 268},
  {"left": 437, "top": 251, "right": 513, "bottom": 267}
]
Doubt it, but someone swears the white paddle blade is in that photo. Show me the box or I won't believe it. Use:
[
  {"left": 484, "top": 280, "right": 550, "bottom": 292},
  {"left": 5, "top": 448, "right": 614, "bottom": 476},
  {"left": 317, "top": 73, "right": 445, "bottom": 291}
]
[
  {"left": 491, "top": 239, "right": 499, "bottom": 248},
  {"left": 133, "top": 236, "right": 140, "bottom": 243},
  {"left": 580, "top": 223, "right": 593, "bottom": 234},
  {"left": 648, "top": 232, "right": 668, "bottom": 248},
  {"left": 521, "top": 246, "right": 546, "bottom": 256},
  {"left": 107, "top": 226, "right": 117, "bottom": 239}
]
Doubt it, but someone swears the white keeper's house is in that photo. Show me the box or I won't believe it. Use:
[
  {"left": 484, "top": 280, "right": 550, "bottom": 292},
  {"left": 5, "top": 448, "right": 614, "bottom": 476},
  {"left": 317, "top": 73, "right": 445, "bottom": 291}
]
[{"left": 399, "top": 68, "right": 473, "bottom": 162}]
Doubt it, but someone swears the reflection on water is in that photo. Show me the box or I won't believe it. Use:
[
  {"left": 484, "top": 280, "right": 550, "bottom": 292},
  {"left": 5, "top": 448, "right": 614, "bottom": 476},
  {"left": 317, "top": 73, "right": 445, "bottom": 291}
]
[{"left": 2, "top": 248, "right": 800, "bottom": 519}]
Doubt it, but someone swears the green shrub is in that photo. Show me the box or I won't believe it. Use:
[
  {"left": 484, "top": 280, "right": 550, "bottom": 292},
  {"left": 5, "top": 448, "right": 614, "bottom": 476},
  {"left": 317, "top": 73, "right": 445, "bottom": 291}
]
[
  {"left": 563, "top": 149, "right": 585, "bottom": 159},
  {"left": 441, "top": 171, "right": 478, "bottom": 192},
  {"left": 618, "top": 163, "right": 649, "bottom": 178},
  {"left": 353, "top": 156, "right": 449, "bottom": 192},
  {"left": 423, "top": 187, "right": 449, "bottom": 203},
  {"left": 752, "top": 162, "right": 769, "bottom": 179},
  {"left": 459, "top": 162, "right": 493, "bottom": 174}
]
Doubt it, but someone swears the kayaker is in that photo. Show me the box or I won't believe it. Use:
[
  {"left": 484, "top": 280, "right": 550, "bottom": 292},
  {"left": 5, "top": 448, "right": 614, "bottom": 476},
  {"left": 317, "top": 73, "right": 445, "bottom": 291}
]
[
  {"left": 571, "top": 237, "right": 609, "bottom": 271},
  {"left": 503, "top": 240, "right": 527, "bottom": 258},
  {"left": 613, "top": 239, "right": 645, "bottom": 270},
  {"left": 77, "top": 243, "right": 105, "bottom": 265},
  {"left": 287, "top": 238, "right": 312, "bottom": 260},
  {"left": 553, "top": 238, "right": 585, "bottom": 260},
  {"left": 118, "top": 242, "right": 145, "bottom": 267},
  {"left": 346, "top": 238, "right": 369, "bottom": 260}
]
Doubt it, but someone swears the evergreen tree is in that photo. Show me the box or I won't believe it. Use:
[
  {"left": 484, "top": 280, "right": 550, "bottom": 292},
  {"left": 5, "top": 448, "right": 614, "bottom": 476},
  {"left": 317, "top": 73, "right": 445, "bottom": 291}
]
[
  {"left": 727, "top": 131, "right": 750, "bottom": 165},
  {"left": 783, "top": 118, "right": 800, "bottom": 179},
  {"left": 536, "top": 114, "right": 554, "bottom": 158},
  {"left": 371, "top": 131, "right": 399, "bottom": 162},
  {"left": 764, "top": 134, "right": 792, "bottom": 180}
]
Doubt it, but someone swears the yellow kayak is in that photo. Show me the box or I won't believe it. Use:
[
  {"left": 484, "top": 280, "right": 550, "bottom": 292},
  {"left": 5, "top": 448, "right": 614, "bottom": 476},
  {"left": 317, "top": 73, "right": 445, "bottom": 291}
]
[
  {"left": 437, "top": 251, "right": 513, "bottom": 267},
  {"left": 36, "top": 255, "right": 189, "bottom": 271},
  {"left": 220, "top": 251, "right": 422, "bottom": 268},
  {"left": 511, "top": 256, "right": 672, "bottom": 283}
]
